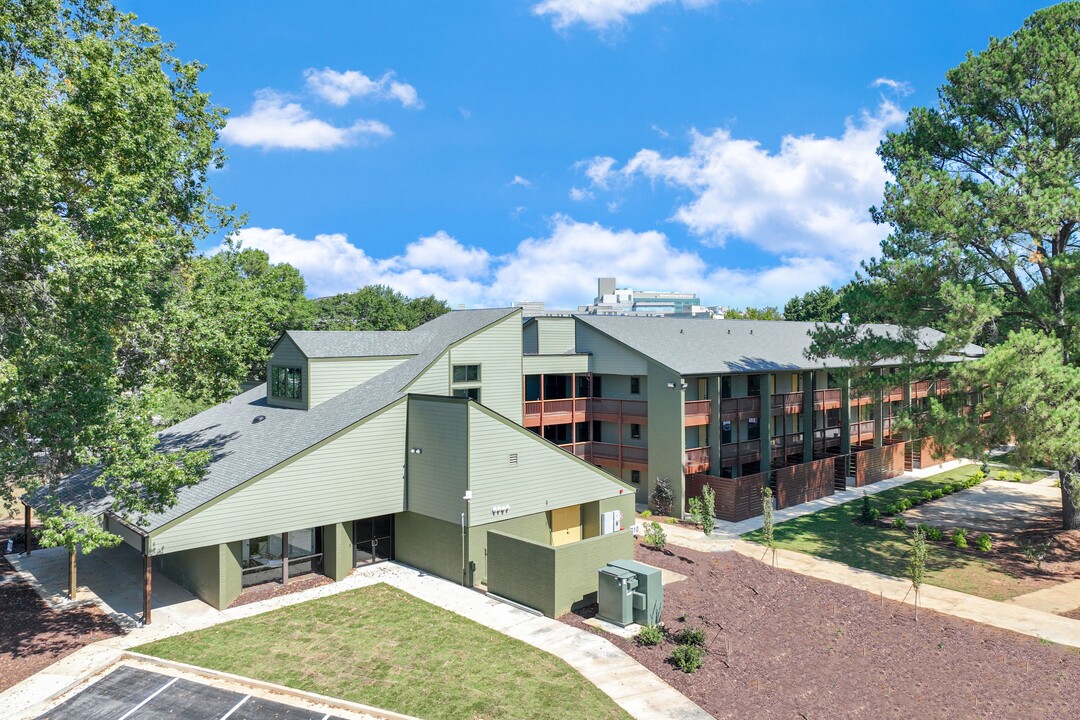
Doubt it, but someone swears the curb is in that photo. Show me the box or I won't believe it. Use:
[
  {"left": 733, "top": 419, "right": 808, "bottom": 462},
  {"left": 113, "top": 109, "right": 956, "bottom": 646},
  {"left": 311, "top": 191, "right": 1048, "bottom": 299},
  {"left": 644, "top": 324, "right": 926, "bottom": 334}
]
[{"left": 122, "top": 652, "right": 420, "bottom": 720}]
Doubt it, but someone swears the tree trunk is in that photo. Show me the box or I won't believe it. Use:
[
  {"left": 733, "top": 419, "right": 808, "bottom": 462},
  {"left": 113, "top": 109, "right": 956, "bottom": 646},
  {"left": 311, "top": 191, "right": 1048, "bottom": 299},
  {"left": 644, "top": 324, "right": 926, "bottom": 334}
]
[
  {"left": 1061, "top": 469, "right": 1080, "bottom": 531},
  {"left": 69, "top": 548, "right": 77, "bottom": 601}
]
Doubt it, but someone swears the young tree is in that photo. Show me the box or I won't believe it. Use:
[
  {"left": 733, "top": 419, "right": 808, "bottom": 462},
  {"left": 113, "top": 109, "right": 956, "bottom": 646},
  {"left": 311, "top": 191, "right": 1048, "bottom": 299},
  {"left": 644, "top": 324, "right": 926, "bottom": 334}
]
[
  {"left": 700, "top": 484, "right": 716, "bottom": 537},
  {"left": 761, "top": 487, "right": 776, "bottom": 567},
  {"left": 809, "top": 5, "right": 1080, "bottom": 529},
  {"left": 907, "top": 527, "right": 928, "bottom": 621},
  {"left": 37, "top": 506, "right": 121, "bottom": 601},
  {"left": 0, "top": 1, "right": 230, "bottom": 540}
]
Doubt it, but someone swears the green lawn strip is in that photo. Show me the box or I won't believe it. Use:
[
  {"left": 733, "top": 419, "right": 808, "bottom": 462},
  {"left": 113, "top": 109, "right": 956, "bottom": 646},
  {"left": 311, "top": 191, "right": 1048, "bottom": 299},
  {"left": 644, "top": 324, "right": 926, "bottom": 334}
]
[
  {"left": 744, "top": 465, "right": 1038, "bottom": 601},
  {"left": 133, "top": 583, "right": 629, "bottom": 720}
]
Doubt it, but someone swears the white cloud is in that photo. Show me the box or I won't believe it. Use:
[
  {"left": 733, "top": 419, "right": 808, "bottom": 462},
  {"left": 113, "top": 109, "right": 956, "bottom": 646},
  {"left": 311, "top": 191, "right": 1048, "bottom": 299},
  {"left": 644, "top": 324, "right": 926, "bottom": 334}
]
[
  {"left": 651, "top": 123, "right": 671, "bottom": 138},
  {"left": 227, "top": 217, "right": 843, "bottom": 309},
  {"left": 569, "top": 187, "right": 594, "bottom": 201},
  {"left": 579, "top": 155, "right": 617, "bottom": 189},
  {"left": 611, "top": 101, "right": 905, "bottom": 265},
  {"left": 221, "top": 91, "right": 392, "bottom": 150},
  {"left": 872, "top": 77, "right": 914, "bottom": 96},
  {"left": 533, "top": 0, "right": 716, "bottom": 31},
  {"left": 303, "top": 68, "right": 423, "bottom": 108},
  {"left": 510, "top": 175, "right": 532, "bottom": 187}
]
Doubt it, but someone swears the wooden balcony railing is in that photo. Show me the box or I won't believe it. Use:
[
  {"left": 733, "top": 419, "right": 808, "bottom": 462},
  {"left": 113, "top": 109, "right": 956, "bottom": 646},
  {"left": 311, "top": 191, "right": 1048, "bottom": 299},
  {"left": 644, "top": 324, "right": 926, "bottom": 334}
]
[
  {"left": 685, "top": 446, "right": 710, "bottom": 474},
  {"left": 685, "top": 399, "right": 711, "bottom": 426},
  {"left": 850, "top": 420, "right": 875, "bottom": 444},
  {"left": 912, "top": 380, "right": 930, "bottom": 398},
  {"left": 522, "top": 398, "right": 589, "bottom": 427},
  {"left": 721, "top": 441, "right": 761, "bottom": 463},
  {"left": 813, "top": 388, "right": 842, "bottom": 411},
  {"left": 720, "top": 396, "right": 761, "bottom": 419},
  {"left": 886, "top": 386, "right": 904, "bottom": 402},
  {"left": 566, "top": 441, "right": 649, "bottom": 468},
  {"left": 770, "top": 432, "right": 804, "bottom": 452},
  {"left": 590, "top": 398, "right": 648, "bottom": 422},
  {"left": 771, "top": 392, "right": 804, "bottom": 413}
]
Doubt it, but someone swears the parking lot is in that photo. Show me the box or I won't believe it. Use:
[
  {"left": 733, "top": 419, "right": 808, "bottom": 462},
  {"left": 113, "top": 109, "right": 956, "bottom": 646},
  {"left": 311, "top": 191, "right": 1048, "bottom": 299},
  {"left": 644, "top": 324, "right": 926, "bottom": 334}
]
[{"left": 35, "top": 664, "right": 355, "bottom": 720}]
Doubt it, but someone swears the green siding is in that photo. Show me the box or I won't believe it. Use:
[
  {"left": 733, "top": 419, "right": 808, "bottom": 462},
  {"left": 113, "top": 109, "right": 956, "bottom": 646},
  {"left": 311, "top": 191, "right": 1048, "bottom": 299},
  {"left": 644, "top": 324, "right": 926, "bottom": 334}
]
[
  {"left": 522, "top": 354, "right": 590, "bottom": 375},
  {"left": 308, "top": 356, "right": 409, "bottom": 407},
  {"left": 406, "top": 396, "right": 468, "bottom": 524},
  {"left": 406, "top": 351, "right": 449, "bottom": 395},
  {"left": 647, "top": 361, "right": 686, "bottom": 511},
  {"left": 266, "top": 336, "right": 308, "bottom": 410},
  {"left": 487, "top": 530, "right": 634, "bottom": 617},
  {"left": 596, "top": 373, "right": 647, "bottom": 401},
  {"left": 467, "top": 404, "right": 632, "bottom": 527},
  {"left": 468, "top": 512, "right": 550, "bottom": 585},
  {"left": 574, "top": 324, "right": 648, "bottom": 376},
  {"left": 151, "top": 401, "right": 408, "bottom": 554},
  {"left": 450, "top": 313, "right": 523, "bottom": 423},
  {"left": 534, "top": 317, "right": 576, "bottom": 354},
  {"left": 395, "top": 512, "right": 465, "bottom": 584},
  {"left": 322, "top": 521, "right": 354, "bottom": 581},
  {"left": 156, "top": 542, "right": 241, "bottom": 610},
  {"left": 523, "top": 321, "right": 539, "bottom": 354},
  {"left": 104, "top": 515, "right": 144, "bottom": 551}
]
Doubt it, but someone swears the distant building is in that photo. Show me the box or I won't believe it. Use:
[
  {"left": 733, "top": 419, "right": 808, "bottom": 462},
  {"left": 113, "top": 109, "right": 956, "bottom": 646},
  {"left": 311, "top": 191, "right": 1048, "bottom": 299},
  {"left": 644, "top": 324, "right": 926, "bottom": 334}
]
[{"left": 578, "top": 277, "right": 702, "bottom": 316}]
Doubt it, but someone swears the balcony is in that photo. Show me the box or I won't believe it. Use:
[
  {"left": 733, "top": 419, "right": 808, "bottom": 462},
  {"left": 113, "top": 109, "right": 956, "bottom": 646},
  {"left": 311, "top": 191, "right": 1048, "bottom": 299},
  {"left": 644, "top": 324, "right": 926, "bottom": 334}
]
[
  {"left": 770, "top": 433, "right": 805, "bottom": 458},
  {"left": 721, "top": 440, "right": 761, "bottom": 464},
  {"left": 684, "top": 399, "right": 711, "bottom": 426},
  {"left": 912, "top": 380, "right": 930, "bottom": 399},
  {"left": 590, "top": 398, "right": 648, "bottom": 423},
  {"left": 720, "top": 396, "right": 761, "bottom": 421},
  {"left": 813, "top": 388, "right": 842, "bottom": 411},
  {"left": 559, "top": 441, "right": 648, "bottom": 470},
  {"left": 886, "top": 386, "right": 904, "bottom": 402},
  {"left": 685, "top": 446, "right": 711, "bottom": 474},
  {"left": 523, "top": 398, "right": 588, "bottom": 428},
  {"left": 812, "top": 426, "right": 843, "bottom": 452},
  {"left": 771, "top": 391, "right": 804, "bottom": 414},
  {"left": 850, "top": 420, "right": 875, "bottom": 445}
]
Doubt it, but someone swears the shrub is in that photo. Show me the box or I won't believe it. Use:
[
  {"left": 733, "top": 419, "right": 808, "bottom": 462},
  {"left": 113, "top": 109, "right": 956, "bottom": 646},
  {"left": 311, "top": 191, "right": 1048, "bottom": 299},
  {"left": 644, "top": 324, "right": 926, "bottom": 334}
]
[
  {"left": 884, "top": 503, "right": 899, "bottom": 516},
  {"left": 897, "top": 498, "right": 912, "bottom": 512},
  {"left": 921, "top": 490, "right": 933, "bottom": 502},
  {"left": 670, "top": 643, "right": 705, "bottom": 673},
  {"left": 644, "top": 521, "right": 667, "bottom": 551},
  {"left": 931, "top": 489, "right": 944, "bottom": 499},
  {"left": 927, "top": 527, "right": 944, "bottom": 541},
  {"left": 861, "top": 493, "right": 874, "bottom": 524},
  {"left": 1020, "top": 537, "right": 1054, "bottom": 569},
  {"left": 651, "top": 477, "right": 674, "bottom": 515},
  {"left": 952, "top": 528, "right": 968, "bottom": 549},
  {"left": 998, "top": 470, "right": 1023, "bottom": 483},
  {"left": 640, "top": 510, "right": 652, "bottom": 518},
  {"left": 687, "top": 496, "right": 704, "bottom": 526},
  {"left": 975, "top": 533, "right": 993, "bottom": 553},
  {"left": 917, "top": 522, "right": 930, "bottom": 535},
  {"left": 893, "top": 516, "right": 907, "bottom": 530},
  {"left": 701, "top": 485, "right": 716, "bottom": 536},
  {"left": 636, "top": 624, "right": 664, "bottom": 646},
  {"left": 869, "top": 508, "right": 880, "bottom": 521},
  {"left": 942, "top": 484, "right": 955, "bottom": 494},
  {"left": 677, "top": 627, "right": 707, "bottom": 647},
  {"left": 970, "top": 470, "right": 985, "bottom": 483}
]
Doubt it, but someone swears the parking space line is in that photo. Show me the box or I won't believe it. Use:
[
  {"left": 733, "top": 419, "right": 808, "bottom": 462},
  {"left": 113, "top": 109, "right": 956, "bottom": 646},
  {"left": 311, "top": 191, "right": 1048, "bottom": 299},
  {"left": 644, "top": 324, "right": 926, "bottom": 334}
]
[
  {"left": 219, "top": 694, "right": 251, "bottom": 719},
  {"left": 115, "top": 676, "right": 178, "bottom": 720}
]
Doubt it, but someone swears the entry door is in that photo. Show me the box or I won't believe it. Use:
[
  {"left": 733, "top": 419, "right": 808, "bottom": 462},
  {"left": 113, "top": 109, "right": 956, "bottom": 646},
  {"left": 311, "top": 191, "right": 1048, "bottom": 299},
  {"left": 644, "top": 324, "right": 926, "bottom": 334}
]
[
  {"left": 550, "top": 505, "right": 582, "bottom": 547},
  {"left": 354, "top": 515, "right": 394, "bottom": 565}
]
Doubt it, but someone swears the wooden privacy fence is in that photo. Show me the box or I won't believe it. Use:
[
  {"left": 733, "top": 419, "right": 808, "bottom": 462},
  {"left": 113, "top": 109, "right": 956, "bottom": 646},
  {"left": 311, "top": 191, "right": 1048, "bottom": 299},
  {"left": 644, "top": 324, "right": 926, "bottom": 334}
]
[
  {"left": 686, "top": 472, "right": 766, "bottom": 522},
  {"left": 907, "top": 437, "right": 955, "bottom": 470},
  {"left": 852, "top": 441, "right": 908, "bottom": 487},
  {"left": 774, "top": 456, "right": 838, "bottom": 510}
]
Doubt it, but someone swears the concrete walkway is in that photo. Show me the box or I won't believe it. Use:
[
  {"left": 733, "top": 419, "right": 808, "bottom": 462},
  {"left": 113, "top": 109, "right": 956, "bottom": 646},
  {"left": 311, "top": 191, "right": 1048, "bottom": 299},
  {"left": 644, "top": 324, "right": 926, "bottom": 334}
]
[
  {"left": 729, "top": 540, "right": 1080, "bottom": 650},
  {"left": 1008, "top": 578, "right": 1080, "bottom": 615},
  {"left": 2, "top": 561, "right": 711, "bottom": 720}
]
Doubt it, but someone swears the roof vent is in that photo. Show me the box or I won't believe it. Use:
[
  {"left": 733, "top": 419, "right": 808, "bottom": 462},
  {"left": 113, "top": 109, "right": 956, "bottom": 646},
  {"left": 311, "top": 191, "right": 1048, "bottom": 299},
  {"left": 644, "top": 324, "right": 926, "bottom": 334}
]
[
  {"left": 252, "top": 415, "right": 266, "bottom": 424},
  {"left": 509, "top": 453, "right": 519, "bottom": 466}
]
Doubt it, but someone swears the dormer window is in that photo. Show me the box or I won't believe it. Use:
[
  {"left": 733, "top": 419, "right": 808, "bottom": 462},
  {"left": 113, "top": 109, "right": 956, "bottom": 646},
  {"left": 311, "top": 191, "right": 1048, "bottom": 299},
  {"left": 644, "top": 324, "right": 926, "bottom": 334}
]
[{"left": 271, "top": 367, "right": 303, "bottom": 400}]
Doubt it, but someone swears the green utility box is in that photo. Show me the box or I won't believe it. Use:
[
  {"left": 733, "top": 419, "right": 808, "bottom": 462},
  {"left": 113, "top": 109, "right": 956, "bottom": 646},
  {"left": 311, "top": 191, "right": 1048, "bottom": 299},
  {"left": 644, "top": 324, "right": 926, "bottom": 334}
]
[
  {"left": 608, "top": 559, "right": 663, "bottom": 626},
  {"left": 597, "top": 566, "right": 638, "bottom": 626}
]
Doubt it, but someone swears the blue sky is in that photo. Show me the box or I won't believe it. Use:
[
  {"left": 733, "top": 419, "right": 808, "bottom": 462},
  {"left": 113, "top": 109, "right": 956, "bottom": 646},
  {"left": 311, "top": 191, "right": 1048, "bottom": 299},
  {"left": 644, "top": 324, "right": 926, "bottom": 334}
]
[{"left": 122, "top": 0, "right": 1052, "bottom": 309}]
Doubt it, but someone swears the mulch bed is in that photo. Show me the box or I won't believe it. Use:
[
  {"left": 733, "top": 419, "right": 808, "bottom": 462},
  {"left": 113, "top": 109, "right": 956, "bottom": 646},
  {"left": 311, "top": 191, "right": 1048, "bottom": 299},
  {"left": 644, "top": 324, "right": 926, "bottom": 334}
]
[
  {"left": 563, "top": 540, "right": 1080, "bottom": 719},
  {"left": 227, "top": 573, "right": 333, "bottom": 608},
  {"left": 0, "top": 522, "right": 121, "bottom": 693}
]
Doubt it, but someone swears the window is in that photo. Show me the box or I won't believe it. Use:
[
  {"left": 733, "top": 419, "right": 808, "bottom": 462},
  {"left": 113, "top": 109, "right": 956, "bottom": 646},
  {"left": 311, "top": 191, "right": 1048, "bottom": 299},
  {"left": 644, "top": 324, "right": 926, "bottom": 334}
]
[
  {"left": 791, "top": 373, "right": 801, "bottom": 393},
  {"left": 452, "top": 364, "right": 480, "bottom": 383},
  {"left": 747, "top": 375, "right": 761, "bottom": 397},
  {"left": 721, "top": 420, "right": 733, "bottom": 445},
  {"left": 721, "top": 376, "right": 732, "bottom": 399},
  {"left": 271, "top": 367, "right": 303, "bottom": 400},
  {"left": 630, "top": 376, "right": 641, "bottom": 395},
  {"left": 747, "top": 417, "right": 760, "bottom": 440},
  {"left": 453, "top": 387, "right": 480, "bottom": 402},
  {"left": 631, "top": 470, "right": 641, "bottom": 484},
  {"left": 770, "top": 374, "right": 777, "bottom": 395},
  {"left": 630, "top": 423, "right": 641, "bottom": 440}
]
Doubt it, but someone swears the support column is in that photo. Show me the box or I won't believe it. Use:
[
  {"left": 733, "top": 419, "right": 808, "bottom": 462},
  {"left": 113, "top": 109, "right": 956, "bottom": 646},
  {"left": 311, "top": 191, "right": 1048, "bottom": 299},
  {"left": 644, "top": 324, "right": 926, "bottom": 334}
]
[
  {"left": 840, "top": 377, "right": 852, "bottom": 479},
  {"left": 873, "top": 369, "right": 885, "bottom": 449},
  {"left": 69, "top": 548, "right": 77, "bottom": 600},
  {"left": 143, "top": 552, "right": 152, "bottom": 625},
  {"left": 708, "top": 376, "right": 721, "bottom": 475},
  {"left": 901, "top": 379, "right": 912, "bottom": 441},
  {"left": 802, "top": 370, "right": 814, "bottom": 462},
  {"left": 23, "top": 504, "right": 31, "bottom": 555},
  {"left": 760, "top": 373, "right": 773, "bottom": 474},
  {"left": 281, "top": 531, "right": 290, "bottom": 583}
]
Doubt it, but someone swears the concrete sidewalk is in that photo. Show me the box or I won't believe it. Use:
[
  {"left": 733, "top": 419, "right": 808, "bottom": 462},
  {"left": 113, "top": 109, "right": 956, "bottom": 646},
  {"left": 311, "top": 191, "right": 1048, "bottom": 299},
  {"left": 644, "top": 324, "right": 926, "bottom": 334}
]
[
  {"left": 2, "top": 562, "right": 711, "bottom": 720},
  {"left": 1008, "top": 578, "right": 1080, "bottom": 615},
  {"left": 730, "top": 540, "right": 1080, "bottom": 649}
]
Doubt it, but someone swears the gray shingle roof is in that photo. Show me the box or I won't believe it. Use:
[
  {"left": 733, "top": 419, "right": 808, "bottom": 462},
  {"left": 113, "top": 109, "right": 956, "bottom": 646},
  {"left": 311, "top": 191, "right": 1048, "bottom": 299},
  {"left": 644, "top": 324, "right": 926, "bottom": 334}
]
[
  {"left": 31, "top": 308, "right": 520, "bottom": 532},
  {"left": 283, "top": 330, "right": 427, "bottom": 358},
  {"left": 575, "top": 316, "right": 984, "bottom": 375}
]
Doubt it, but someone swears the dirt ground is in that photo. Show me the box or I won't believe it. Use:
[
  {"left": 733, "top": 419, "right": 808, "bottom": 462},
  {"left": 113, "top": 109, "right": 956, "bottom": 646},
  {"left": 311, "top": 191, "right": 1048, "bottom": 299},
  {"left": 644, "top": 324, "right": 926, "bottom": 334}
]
[
  {"left": 227, "top": 572, "right": 333, "bottom": 608},
  {"left": 0, "top": 521, "right": 121, "bottom": 693},
  {"left": 564, "top": 540, "right": 1080, "bottom": 719}
]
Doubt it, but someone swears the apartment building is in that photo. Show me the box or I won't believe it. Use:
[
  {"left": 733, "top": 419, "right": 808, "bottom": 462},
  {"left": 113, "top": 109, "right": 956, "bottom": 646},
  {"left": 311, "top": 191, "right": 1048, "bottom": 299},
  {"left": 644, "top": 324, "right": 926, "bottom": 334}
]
[{"left": 577, "top": 277, "right": 702, "bottom": 316}]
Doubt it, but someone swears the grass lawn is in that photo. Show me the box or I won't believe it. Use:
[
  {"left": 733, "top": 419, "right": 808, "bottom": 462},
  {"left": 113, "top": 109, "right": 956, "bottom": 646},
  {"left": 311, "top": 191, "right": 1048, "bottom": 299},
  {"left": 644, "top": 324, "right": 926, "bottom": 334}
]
[
  {"left": 743, "top": 465, "right": 1043, "bottom": 601},
  {"left": 134, "top": 583, "right": 629, "bottom": 720}
]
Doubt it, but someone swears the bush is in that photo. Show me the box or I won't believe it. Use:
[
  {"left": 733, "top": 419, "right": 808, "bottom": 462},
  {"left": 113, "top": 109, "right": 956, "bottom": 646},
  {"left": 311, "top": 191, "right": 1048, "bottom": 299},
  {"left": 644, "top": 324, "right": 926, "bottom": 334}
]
[
  {"left": 670, "top": 643, "right": 705, "bottom": 673},
  {"left": 651, "top": 478, "right": 674, "bottom": 515},
  {"left": 952, "top": 528, "right": 968, "bottom": 549},
  {"left": 917, "top": 522, "right": 930, "bottom": 535},
  {"left": 644, "top": 521, "right": 667, "bottom": 551},
  {"left": 931, "top": 489, "right": 944, "bottom": 499},
  {"left": 884, "top": 503, "right": 899, "bottom": 516},
  {"left": 975, "top": 533, "right": 993, "bottom": 552},
  {"left": 927, "top": 527, "right": 944, "bottom": 541},
  {"left": 687, "top": 496, "right": 704, "bottom": 526},
  {"left": 921, "top": 490, "right": 933, "bottom": 502},
  {"left": 701, "top": 485, "right": 716, "bottom": 536},
  {"left": 677, "top": 627, "right": 707, "bottom": 647},
  {"left": 861, "top": 493, "right": 874, "bottom": 524},
  {"left": 893, "top": 516, "right": 907, "bottom": 529},
  {"left": 636, "top": 624, "right": 664, "bottom": 646},
  {"left": 897, "top": 498, "right": 912, "bottom": 512},
  {"left": 640, "top": 510, "right": 652, "bottom": 518},
  {"left": 998, "top": 470, "right": 1023, "bottom": 483},
  {"left": 869, "top": 508, "right": 880, "bottom": 521},
  {"left": 970, "top": 470, "right": 985, "bottom": 483},
  {"left": 942, "top": 484, "right": 955, "bottom": 494}
]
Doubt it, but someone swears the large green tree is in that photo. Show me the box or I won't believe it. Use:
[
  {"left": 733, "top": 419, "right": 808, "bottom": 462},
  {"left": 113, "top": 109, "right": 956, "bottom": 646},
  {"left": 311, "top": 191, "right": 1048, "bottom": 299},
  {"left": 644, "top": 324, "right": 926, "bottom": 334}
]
[
  {"left": 810, "top": 4, "right": 1080, "bottom": 529},
  {"left": 784, "top": 286, "right": 842, "bottom": 322},
  {"left": 309, "top": 285, "right": 450, "bottom": 331},
  {"left": 0, "top": 1, "right": 231, "bottom": 536}
]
